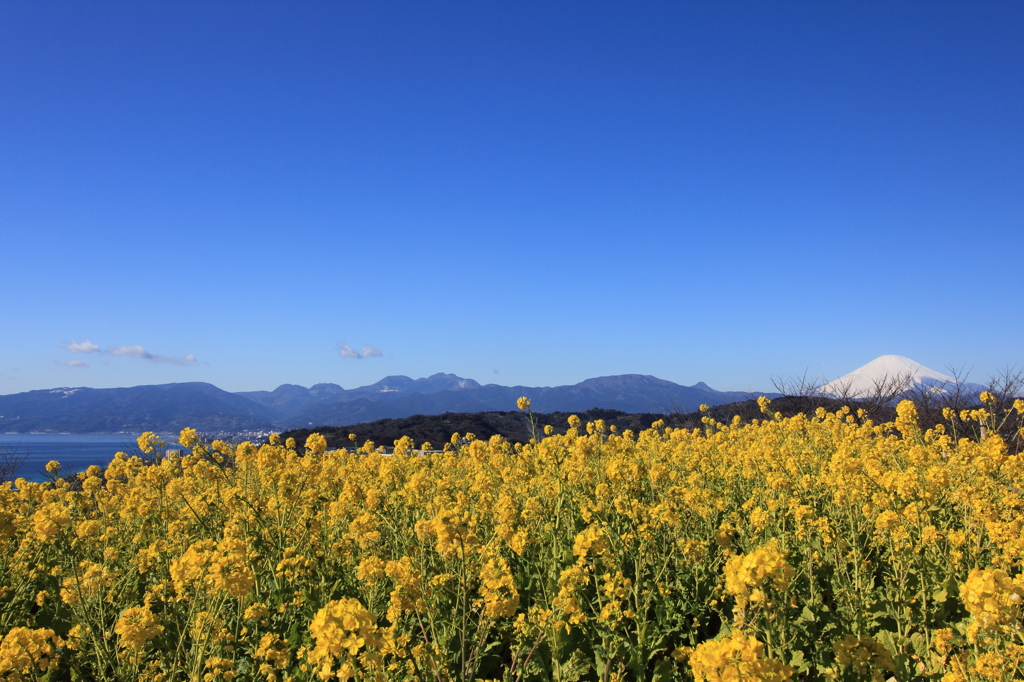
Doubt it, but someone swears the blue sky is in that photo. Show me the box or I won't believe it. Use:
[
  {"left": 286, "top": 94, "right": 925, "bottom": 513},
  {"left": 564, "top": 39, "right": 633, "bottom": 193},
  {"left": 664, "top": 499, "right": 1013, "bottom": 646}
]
[{"left": 1, "top": 1, "right": 1021, "bottom": 395}]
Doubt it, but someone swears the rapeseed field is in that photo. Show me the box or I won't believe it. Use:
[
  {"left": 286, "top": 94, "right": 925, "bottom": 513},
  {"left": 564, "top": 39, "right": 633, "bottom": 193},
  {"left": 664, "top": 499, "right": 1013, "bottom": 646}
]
[{"left": 1, "top": 396, "right": 1022, "bottom": 681}]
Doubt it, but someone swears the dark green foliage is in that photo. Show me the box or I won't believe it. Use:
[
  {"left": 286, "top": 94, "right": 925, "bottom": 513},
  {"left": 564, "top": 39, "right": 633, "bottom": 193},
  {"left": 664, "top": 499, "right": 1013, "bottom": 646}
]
[{"left": 281, "top": 408, "right": 669, "bottom": 451}]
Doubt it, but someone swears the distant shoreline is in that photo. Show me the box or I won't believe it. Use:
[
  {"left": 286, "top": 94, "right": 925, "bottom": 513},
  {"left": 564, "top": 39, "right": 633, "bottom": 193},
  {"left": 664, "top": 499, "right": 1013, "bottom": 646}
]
[{"left": 3, "top": 432, "right": 141, "bottom": 436}]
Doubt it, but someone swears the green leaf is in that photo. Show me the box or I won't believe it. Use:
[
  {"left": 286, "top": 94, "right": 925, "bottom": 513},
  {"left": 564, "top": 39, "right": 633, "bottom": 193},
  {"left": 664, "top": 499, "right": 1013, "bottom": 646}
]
[
  {"left": 651, "top": 658, "right": 675, "bottom": 681},
  {"left": 789, "top": 650, "right": 810, "bottom": 673}
]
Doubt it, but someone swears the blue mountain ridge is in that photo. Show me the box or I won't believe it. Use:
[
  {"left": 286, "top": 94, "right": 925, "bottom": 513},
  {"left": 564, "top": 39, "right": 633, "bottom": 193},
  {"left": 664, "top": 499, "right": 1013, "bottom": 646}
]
[{"left": 0, "top": 373, "right": 763, "bottom": 434}]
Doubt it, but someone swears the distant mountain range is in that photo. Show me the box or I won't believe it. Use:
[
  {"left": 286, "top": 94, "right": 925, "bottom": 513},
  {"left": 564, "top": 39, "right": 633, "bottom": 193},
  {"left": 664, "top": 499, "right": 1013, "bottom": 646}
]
[
  {"left": 0, "top": 373, "right": 763, "bottom": 434},
  {"left": 6, "top": 356, "right": 990, "bottom": 434}
]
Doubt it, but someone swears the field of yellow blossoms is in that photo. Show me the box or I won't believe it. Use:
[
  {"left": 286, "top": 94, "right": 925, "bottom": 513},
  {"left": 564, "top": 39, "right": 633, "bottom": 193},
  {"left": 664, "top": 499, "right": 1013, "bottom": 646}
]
[{"left": 1, "top": 396, "right": 1023, "bottom": 681}]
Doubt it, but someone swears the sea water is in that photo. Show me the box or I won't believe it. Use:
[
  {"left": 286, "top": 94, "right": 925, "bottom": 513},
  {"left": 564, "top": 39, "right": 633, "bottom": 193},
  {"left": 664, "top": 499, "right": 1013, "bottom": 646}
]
[{"left": 0, "top": 433, "right": 145, "bottom": 482}]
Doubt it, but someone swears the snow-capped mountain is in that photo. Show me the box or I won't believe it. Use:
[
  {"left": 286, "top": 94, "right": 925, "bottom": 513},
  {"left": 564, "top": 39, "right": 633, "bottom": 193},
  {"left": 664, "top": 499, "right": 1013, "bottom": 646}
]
[{"left": 820, "top": 355, "right": 979, "bottom": 398}]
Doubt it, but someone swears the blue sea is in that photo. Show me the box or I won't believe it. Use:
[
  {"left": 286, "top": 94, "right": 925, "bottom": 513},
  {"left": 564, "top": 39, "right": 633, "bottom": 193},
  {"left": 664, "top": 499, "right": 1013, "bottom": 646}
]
[{"left": 0, "top": 433, "right": 148, "bottom": 482}]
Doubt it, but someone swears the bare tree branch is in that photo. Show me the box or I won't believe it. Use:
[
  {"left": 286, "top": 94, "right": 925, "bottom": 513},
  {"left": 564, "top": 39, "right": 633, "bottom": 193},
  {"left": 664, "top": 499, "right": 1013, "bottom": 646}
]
[{"left": 0, "top": 443, "right": 29, "bottom": 483}]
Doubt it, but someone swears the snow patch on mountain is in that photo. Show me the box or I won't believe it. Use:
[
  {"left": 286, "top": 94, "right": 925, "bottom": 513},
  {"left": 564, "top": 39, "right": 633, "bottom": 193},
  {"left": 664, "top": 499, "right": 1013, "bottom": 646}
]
[{"left": 820, "top": 355, "right": 958, "bottom": 398}]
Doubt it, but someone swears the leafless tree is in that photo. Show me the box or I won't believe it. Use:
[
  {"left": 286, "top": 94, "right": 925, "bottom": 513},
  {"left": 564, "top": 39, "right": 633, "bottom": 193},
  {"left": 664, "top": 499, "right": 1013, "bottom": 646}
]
[
  {"left": 986, "top": 365, "right": 1024, "bottom": 403},
  {"left": 670, "top": 362, "right": 1020, "bottom": 451},
  {"left": 982, "top": 366, "right": 1024, "bottom": 449},
  {"left": 905, "top": 365, "right": 977, "bottom": 434},
  {"left": 769, "top": 371, "right": 835, "bottom": 415},
  {"left": 901, "top": 365, "right": 1023, "bottom": 452},
  {"left": 665, "top": 393, "right": 758, "bottom": 429},
  {"left": 770, "top": 370, "right": 826, "bottom": 400},
  {"left": 836, "top": 369, "right": 916, "bottom": 422},
  {"left": 771, "top": 368, "right": 920, "bottom": 423},
  {"left": 0, "top": 443, "right": 29, "bottom": 483}
]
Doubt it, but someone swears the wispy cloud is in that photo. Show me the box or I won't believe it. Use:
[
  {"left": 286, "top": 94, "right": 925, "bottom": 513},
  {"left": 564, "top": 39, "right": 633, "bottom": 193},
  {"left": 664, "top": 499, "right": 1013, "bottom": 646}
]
[
  {"left": 337, "top": 343, "right": 383, "bottom": 360},
  {"left": 60, "top": 339, "right": 100, "bottom": 354},
  {"left": 337, "top": 343, "right": 361, "bottom": 359},
  {"left": 107, "top": 345, "right": 198, "bottom": 365},
  {"left": 58, "top": 339, "right": 198, "bottom": 366},
  {"left": 107, "top": 345, "right": 154, "bottom": 359}
]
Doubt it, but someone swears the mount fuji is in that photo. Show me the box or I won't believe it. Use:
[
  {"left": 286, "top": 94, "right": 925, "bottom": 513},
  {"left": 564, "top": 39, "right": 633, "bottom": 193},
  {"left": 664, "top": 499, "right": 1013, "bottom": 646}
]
[{"left": 820, "top": 355, "right": 984, "bottom": 398}]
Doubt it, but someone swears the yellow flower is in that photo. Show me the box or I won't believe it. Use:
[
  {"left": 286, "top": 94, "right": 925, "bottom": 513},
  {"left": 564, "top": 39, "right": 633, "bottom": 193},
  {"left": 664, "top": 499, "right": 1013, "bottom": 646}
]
[
  {"left": 479, "top": 555, "right": 520, "bottom": 619},
  {"left": 724, "top": 540, "right": 794, "bottom": 606},
  {"left": 179, "top": 427, "right": 199, "bottom": 449},
  {"left": 932, "top": 628, "right": 954, "bottom": 656},
  {"left": 31, "top": 502, "right": 70, "bottom": 539},
  {"left": 137, "top": 431, "right": 163, "bottom": 454},
  {"left": 204, "top": 656, "right": 235, "bottom": 680},
  {"left": 208, "top": 537, "right": 256, "bottom": 598},
  {"left": 244, "top": 603, "right": 270, "bottom": 621},
  {"left": 115, "top": 605, "right": 163, "bottom": 652},
  {"left": 895, "top": 400, "right": 919, "bottom": 438},
  {"left": 356, "top": 555, "right": 385, "bottom": 585},
  {"left": 305, "top": 433, "right": 328, "bottom": 455},
  {"left": 690, "top": 630, "right": 794, "bottom": 682},
  {"left": 517, "top": 396, "right": 531, "bottom": 410},
  {"left": 0, "top": 627, "right": 62, "bottom": 678},
  {"left": 308, "top": 598, "right": 381, "bottom": 677},
  {"left": 60, "top": 561, "right": 114, "bottom": 605},
  {"left": 384, "top": 557, "right": 423, "bottom": 623},
  {"left": 715, "top": 523, "right": 738, "bottom": 551},
  {"left": 573, "top": 525, "right": 609, "bottom": 563},
  {"left": 960, "top": 567, "right": 1024, "bottom": 638},
  {"left": 972, "top": 651, "right": 1005, "bottom": 680},
  {"left": 833, "top": 635, "right": 896, "bottom": 677},
  {"left": 256, "top": 633, "right": 289, "bottom": 672},
  {"left": 170, "top": 541, "right": 216, "bottom": 596}
]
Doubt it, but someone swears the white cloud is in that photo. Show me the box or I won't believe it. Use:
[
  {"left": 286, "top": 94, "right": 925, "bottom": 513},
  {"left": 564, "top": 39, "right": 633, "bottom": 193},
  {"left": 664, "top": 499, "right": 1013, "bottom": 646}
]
[
  {"left": 337, "top": 343, "right": 383, "bottom": 359},
  {"left": 60, "top": 339, "right": 100, "bottom": 353},
  {"left": 338, "top": 343, "right": 360, "bottom": 359},
  {"left": 107, "top": 345, "right": 197, "bottom": 365},
  {"left": 107, "top": 345, "right": 152, "bottom": 359},
  {"left": 55, "top": 359, "right": 88, "bottom": 368}
]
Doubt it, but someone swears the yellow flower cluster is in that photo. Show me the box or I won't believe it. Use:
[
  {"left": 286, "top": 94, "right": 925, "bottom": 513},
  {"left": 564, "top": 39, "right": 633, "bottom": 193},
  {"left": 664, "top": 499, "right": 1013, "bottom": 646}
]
[
  {"left": 723, "top": 539, "right": 794, "bottom": 607},
  {"left": 0, "top": 628, "right": 62, "bottom": 680},
  {"left": 0, "top": 399, "right": 1022, "bottom": 680},
  {"left": 832, "top": 635, "right": 896, "bottom": 681},
  {"left": 308, "top": 598, "right": 382, "bottom": 680},
  {"left": 255, "top": 633, "right": 289, "bottom": 680},
  {"left": 960, "top": 568, "right": 1024, "bottom": 641},
  {"left": 689, "top": 629, "right": 794, "bottom": 682},
  {"left": 479, "top": 555, "right": 520, "bottom": 619},
  {"left": 169, "top": 537, "right": 254, "bottom": 599},
  {"left": 114, "top": 605, "right": 163, "bottom": 652},
  {"left": 305, "top": 433, "right": 328, "bottom": 455}
]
